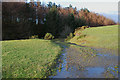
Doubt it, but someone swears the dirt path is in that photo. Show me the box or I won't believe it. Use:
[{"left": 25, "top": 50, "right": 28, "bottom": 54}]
[{"left": 49, "top": 40, "right": 118, "bottom": 78}]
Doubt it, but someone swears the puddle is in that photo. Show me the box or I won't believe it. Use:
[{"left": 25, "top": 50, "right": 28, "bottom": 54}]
[
  {"left": 49, "top": 46, "right": 106, "bottom": 78},
  {"left": 49, "top": 41, "right": 118, "bottom": 78},
  {"left": 96, "top": 53, "right": 111, "bottom": 57},
  {"left": 85, "top": 67, "right": 105, "bottom": 78},
  {"left": 49, "top": 48, "right": 69, "bottom": 78},
  {"left": 50, "top": 62, "right": 106, "bottom": 78}
]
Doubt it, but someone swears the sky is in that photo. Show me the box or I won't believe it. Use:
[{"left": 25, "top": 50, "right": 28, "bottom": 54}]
[
  {"left": 3, "top": 0, "right": 119, "bottom": 15},
  {"left": 38, "top": 0, "right": 119, "bottom": 22},
  {"left": 3, "top": 0, "right": 119, "bottom": 22},
  {"left": 15, "top": 0, "right": 118, "bottom": 15},
  {"left": 39, "top": 0, "right": 118, "bottom": 15}
]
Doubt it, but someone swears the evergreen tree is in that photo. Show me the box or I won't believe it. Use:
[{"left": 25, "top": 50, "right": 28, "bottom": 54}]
[{"left": 44, "top": 6, "right": 61, "bottom": 37}]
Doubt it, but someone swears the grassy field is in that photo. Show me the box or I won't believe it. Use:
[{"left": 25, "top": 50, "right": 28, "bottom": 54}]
[
  {"left": 69, "top": 25, "right": 118, "bottom": 51},
  {"left": 2, "top": 39, "right": 62, "bottom": 78}
]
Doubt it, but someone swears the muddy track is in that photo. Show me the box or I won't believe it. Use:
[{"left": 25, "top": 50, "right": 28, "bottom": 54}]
[{"left": 49, "top": 40, "right": 118, "bottom": 78}]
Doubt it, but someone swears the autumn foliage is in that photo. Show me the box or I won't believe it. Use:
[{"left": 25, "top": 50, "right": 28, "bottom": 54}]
[{"left": 2, "top": 2, "right": 116, "bottom": 40}]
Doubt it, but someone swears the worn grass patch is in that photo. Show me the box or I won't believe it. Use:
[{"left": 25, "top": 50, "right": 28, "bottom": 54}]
[
  {"left": 2, "top": 39, "right": 62, "bottom": 78},
  {"left": 69, "top": 25, "right": 118, "bottom": 51}
]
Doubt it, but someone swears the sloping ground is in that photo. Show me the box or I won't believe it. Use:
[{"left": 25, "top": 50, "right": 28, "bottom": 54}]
[
  {"left": 2, "top": 39, "right": 62, "bottom": 78},
  {"left": 69, "top": 25, "right": 118, "bottom": 53}
]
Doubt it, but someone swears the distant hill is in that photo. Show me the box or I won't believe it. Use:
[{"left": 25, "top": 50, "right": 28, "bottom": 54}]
[{"left": 100, "top": 13, "right": 118, "bottom": 23}]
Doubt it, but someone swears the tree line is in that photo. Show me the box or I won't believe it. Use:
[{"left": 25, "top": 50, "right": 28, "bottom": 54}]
[{"left": 2, "top": 2, "right": 116, "bottom": 40}]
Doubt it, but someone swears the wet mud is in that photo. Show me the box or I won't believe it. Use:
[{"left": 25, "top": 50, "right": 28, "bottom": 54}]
[{"left": 49, "top": 41, "right": 118, "bottom": 78}]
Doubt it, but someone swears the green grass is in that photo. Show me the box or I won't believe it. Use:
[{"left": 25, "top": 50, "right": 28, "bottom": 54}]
[
  {"left": 69, "top": 25, "right": 118, "bottom": 50},
  {"left": 2, "top": 39, "right": 62, "bottom": 78}
]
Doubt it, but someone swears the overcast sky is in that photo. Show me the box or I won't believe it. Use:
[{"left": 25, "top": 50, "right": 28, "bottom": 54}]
[
  {"left": 3, "top": 0, "right": 119, "bottom": 15},
  {"left": 40, "top": 0, "right": 119, "bottom": 2},
  {"left": 39, "top": 0, "right": 118, "bottom": 15}
]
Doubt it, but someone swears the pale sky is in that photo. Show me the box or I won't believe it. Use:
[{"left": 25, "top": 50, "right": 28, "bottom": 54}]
[
  {"left": 40, "top": 0, "right": 118, "bottom": 15},
  {"left": 2, "top": 0, "right": 119, "bottom": 15},
  {"left": 40, "top": 0, "right": 119, "bottom": 2}
]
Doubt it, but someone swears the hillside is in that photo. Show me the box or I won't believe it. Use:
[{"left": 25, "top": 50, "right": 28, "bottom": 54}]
[{"left": 69, "top": 25, "right": 118, "bottom": 51}]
